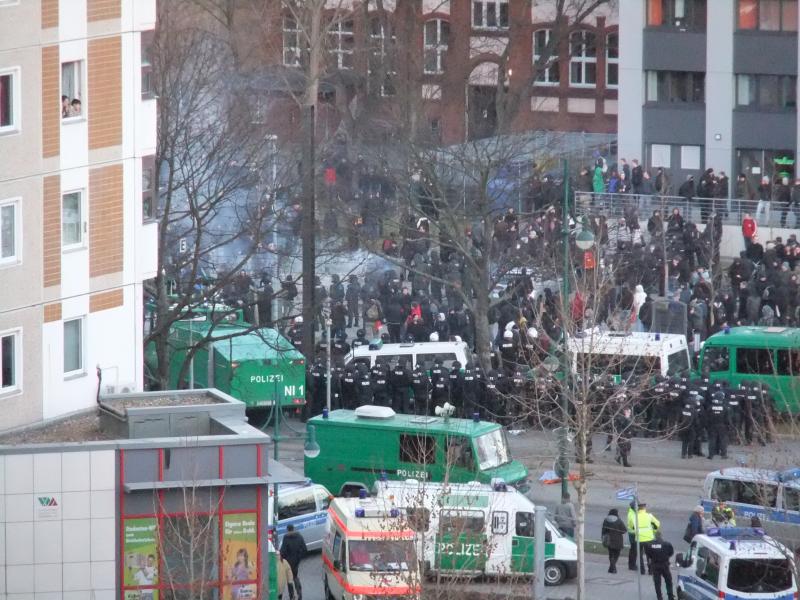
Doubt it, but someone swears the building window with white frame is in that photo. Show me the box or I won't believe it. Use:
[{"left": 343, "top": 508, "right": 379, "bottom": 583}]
[
  {"left": 0, "top": 68, "right": 20, "bottom": 133},
  {"left": 62, "top": 191, "right": 85, "bottom": 249},
  {"left": 472, "top": 1, "right": 509, "bottom": 29},
  {"left": 0, "top": 198, "right": 19, "bottom": 265},
  {"left": 329, "top": 19, "right": 354, "bottom": 70},
  {"left": 61, "top": 60, "right": 84, "bottom": 118},
  {"left": 0, "top": 330, "right": 19, "bottom": 392},
  {"left": 64, "top": 317, "right": 84, "bottom": 375},
  {"left": 569, "top": 30, "right": 597, "bottom": 87},
  {"left": 424, "top": 19, "right": 449, "bottom": 74},
  {"left": 283, "top": 16, "right": 303, "bottom": 67},
  {"left": 533, "top": 30, "right": 560, "bottom": 85},
  {"left": 369, "top": 17, "right": 396, "bottom": 96},
  {"left": 141, "top": 30, "right": 155, "bottom": 100},
  {"left": 606, "top": 33, "right": 619, "bottom": 87}
]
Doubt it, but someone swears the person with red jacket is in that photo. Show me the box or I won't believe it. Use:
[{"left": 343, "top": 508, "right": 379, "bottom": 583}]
[{"left": 741, "top": 212, "right": 757, "bottom": 249}]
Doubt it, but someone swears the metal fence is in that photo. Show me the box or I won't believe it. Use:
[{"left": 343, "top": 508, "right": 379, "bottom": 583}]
[{"left": 575, "top": 191, "right": 800, "bottom": 229}]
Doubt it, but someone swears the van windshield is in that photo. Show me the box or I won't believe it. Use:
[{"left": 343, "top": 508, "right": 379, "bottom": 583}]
[
  {"left": 348, "top": 539, "right": 416, "bottom": 573},
  {"left": 666, "top": 350, "right": 689, "bottom": 375},
  {"left": 727, "top": 558, "right": 793, "bottom": 593},
  {"left": 475, "top": 429, "right": 511, "bottom": 470}
]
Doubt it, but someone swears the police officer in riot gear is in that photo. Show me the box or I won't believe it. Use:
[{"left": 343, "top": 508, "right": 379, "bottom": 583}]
[
  {"left": 351, "top": 329, "right": 368, "bottom": 349},
  {"left": 449, "top": 360, "right": 463, "bottom": 415},
  {"left": 355, "top": 363, "right": 373, "bottom": 407},
  {"left": 430, "top": 358, "right": 450, "bottom": 407},
  {"left": 707, "top": 390, "right": 729, "bottom": 459},
  {"left": 411, "top": 363, "right": 431, "bottom": 415},
  {"left": 370, "top": 359, "right": 390, "bottom": 407},
  {"left": 389, "top": 358, "right": 411, "bottom": 413},
  {"left": 340, "top": 363, "right": 358, "bottom": 409},
  {"left": 679, "top": 392, "right": 699, "bottom": 459}
]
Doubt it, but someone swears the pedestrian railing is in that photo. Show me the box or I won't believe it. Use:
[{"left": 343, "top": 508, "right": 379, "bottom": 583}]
[{"left": 575, "top": 192, "right": 800, "bottom": 229}]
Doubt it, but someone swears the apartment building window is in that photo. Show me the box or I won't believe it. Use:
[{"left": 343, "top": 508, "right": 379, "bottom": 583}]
[
  {"left": 606, "top": 33, "right": 619, "bottom": 87},
  {"left": 62, "top": 191, "right": 85, "bottom": 249},
  {"left": 0, "top": 198, "right": 19, "bottom": 264},
  {"left": 0, "top": 330, "right": 19, "bottom": 392},
  {"left": 737, "top": 74, "right": 797, "bottom": 108},
  {"left": 647, "top": 0, "right": 707, "bottom": 29},
  {"left": 472, "top": 1, "right": 509, "bottom": 30},
  {"left": 533, "top": 29, "right": 560, "bottom": 85},
  {"left": 570, "top": 31, "right": 596, "bottom": 87},
  {"left": 369, "top": 18, "right": 396, "bottom": 97},
  {"left": 141, "top": 30, "right": 155, "bottom": 99},
  {"left": 646, "top": 70, "right": 705, "bottom": 103},
  {"left": 739, "top": 0, "right": 798, "bottom": 31},
  {"left": 329, "top": 20, "right": 354, "bottom": 70},
  {"left": 61, "top": 61, "right": 84, "bottom": 118},
  {"left": 283, "top": 16, "right": 303, "bottom": 67},
  {"left": 0, "top": 68, "right": 19, "bottom": 133},
  {"left": 142, "top": 155, "right": 157, "bottom": 221},
  {"left": 64, "top": 318, "right": 84, "bottom": 375},
  {"left": 424, "top": 19, "right": 450, "bottom": 74}
]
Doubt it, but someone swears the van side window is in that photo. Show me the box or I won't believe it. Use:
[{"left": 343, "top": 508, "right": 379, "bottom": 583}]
[
  {"left": 776, "top": 349, "right": 800, "bottom": 376},
  {"left": 446, "top": 436, "right": 474, "bottom": 468},
  {"left": 711, "top": 478, "right": 778, "bottom": 508},
  {"left": 440, "top": 511, "right": 484, "bottom": 535},
  {"left": 784, "top": 488, "right": 800, "bottom": 512},
  {"left": 399, "top": 434, "right": 436, "bottom": 464},
  {"left": 332, "top": 531, "right": 342, "bottom": 565},
  {"left": 416, "top": 353, "right": 457, "bottom": 369},
  {"left": 703, "top": 347, "right": 729, "bottom": 372},
  {"left": 406, "top": 507, "right": 431, "bottom": 532},
  {"left": 278, "top": 489, "right": 316, "bottom": 520},
  {"left": 515, "top": 511, "right": 535, "bottom": 537},
  {"left": 736, "top": 348, "right": 775, "bottom": 375}
]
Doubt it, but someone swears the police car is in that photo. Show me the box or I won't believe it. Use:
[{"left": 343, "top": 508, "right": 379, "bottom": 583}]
[
  {"left": 270, "top": 482, "right": 332, "bottom": 551},
  {"left": 675, "top": 527, "right": 796, "bottom": 600}
]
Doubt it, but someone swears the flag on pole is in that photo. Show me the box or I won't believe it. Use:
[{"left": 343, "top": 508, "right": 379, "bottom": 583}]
[{"left": 616, "top": 486, "right": 636, "bottom": 500}]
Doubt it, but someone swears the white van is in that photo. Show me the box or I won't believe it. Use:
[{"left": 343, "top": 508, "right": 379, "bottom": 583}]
[
  {"left": 676, "top": 527, "right": 796, "bottom": 600},
  {"left": 702, "top": 467, "right": 800, "bottom": 549},
  {"left": 323, "top": 495, "right": 421, "bottom": 600},
  {"left": 566, "top": 331, "right": 691, "bottom": 379},
  {"left": 270, "top": 482, "right": 332, "bottom": 551},
  {"left": 347, "top": 340, "right": 470, "bottom": 370},
  {"left": 372, "top": 479, "right": 577, "bottom": 585}
]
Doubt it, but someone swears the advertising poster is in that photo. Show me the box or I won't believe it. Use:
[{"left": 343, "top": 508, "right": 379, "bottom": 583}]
[
  {"left": 123, "top": 518, "right": 159, "bottom": 600},
  {"left": 222, "top": 513, "right": 258, "bottom": 600}
]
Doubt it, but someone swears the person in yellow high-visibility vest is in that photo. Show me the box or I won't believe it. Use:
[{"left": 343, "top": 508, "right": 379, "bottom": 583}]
[{"left": 627, "top": 501, "right": 660, "bottom": 575}]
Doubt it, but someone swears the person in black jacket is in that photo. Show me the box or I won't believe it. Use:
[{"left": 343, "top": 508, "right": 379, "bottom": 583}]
[
  {"left": 601, "top": 508, "right": 628, "bottom": 573},
  {"left": 645, "top": 531, "right": 675, "bottom": 600},
  {"left": 280, "top": 524, "right": 308, "bottom": 600}
]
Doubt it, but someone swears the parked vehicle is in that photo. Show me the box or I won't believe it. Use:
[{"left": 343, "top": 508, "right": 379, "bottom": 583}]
[
  {"left": 269, "top": 482, "right": 332, "bottom": 552},
  {"left": 702, "top": 467, "right": 800, "bottom": 549},
  {"left": 323, "top": 495, "right": 420, "bottom": 600},
  {"left": 373, "top": 479, "right": 577, "bottom": 585},
  {"left": 696, "top": 326, "right": 800, "bottom": 413},
  {"left": 347, "top": 340, "right": 470, "bottom": 370},
  {"left": 304, "top": 406, "right": 529, "bottom": 496},
  {"left": 675, "top": 527, "right": 796, "bottom": 600}
]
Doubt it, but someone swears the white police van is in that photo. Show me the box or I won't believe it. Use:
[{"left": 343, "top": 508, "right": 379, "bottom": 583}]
[
  {"left": 702, "top": 467, "right": 800, "bottom": 549},
  {"left": 270, "top": 482, "right": 332, "bottom": 551},
  {"left": 675, "top": 527, "right": 796, "bottom": 600},
  {"left": 347, "top": 340, "right": 470, "bottom": 370},
  {"left": 372, "top": 478, "right": 577, "bottom": 585},
  {"left": 566, "top": 331, "right": 691, "bottom": 379}
]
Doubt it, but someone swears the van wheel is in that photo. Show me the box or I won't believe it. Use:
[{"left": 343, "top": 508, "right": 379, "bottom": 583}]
[
  {"left": 676, "top": 588, "right": 685, "bottom": 600},
  {"left": 544, "top": 561, "right": 566, "bottom": 586},
  {"left": 324, "top": 575, "right": 334, "bottom": 600}
]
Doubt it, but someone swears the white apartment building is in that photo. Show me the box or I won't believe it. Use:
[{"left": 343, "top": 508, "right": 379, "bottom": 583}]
[{"left": 0, "top": 0, "right": 158, "bottom": 431}]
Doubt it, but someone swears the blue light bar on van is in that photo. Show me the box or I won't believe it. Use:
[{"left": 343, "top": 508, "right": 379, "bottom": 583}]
[
  {"left": 724, "top": 326, "right": 731, "bottom": 334},
  {"left": 390, "top": 508, "right": 400, "bottom": 518},
  {"left": 368, "top": 339, "right": 383, "bottom": 350},
  {"left": 778, "top": 468, "right": 800, "bottom": 483},
  {"left": 380, "top": 471, "right": 387, "bottom": 482},
  {"left": 472, "top": 412, "right": 480, "bottom": 423},
  {"left": 355, "top": 508, "right": 365, "bottom": 518}
]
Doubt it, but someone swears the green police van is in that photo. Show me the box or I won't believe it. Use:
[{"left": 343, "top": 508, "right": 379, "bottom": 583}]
[
  {"left": 304, "top": 406, "right": 529, "bottom": 496},
  {"left": 696, "top": 326, "right": 800, "bottom": 413},
  {"left": 144, "top": 304, "right": 306, "bottom": 409}
]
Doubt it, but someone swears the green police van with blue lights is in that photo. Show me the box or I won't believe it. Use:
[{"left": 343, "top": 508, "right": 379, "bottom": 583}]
[{"left": 304, "top": 406, "right": 529, "bottom": 497}]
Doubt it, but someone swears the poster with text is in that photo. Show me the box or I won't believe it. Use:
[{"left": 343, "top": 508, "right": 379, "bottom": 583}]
[
  {"left": 222, "top": 513, "right": 258, "bottom": 600},
  {"left": 123, "top": 518, "right": 160, "bottom": 600}
]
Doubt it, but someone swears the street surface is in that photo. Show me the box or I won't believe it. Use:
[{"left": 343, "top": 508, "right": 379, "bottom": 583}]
[{"left": 270, "top": 418, "right": 798, "bottom": 598}]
